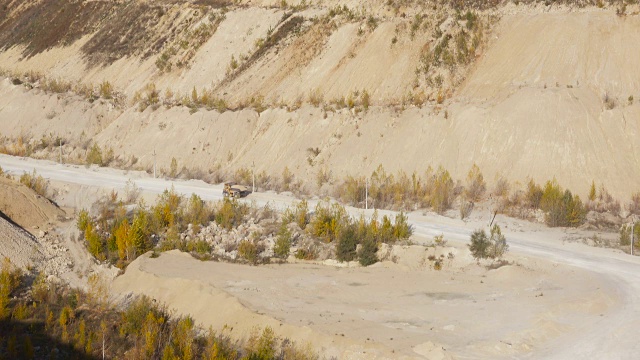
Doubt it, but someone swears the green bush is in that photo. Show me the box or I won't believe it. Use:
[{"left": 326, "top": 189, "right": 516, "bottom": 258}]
[
  {"left": 184, "top": 194, "right": 212, "bottom": 232},
  {"left": 487, "top": 224, "right": 508, "bottom": 258},
  {"left": 120, "top": 295, "right": 168, "bottom": 337},
  {"left": 86, "top": 143, "right": 103, "bottom": 166},
  {"left": 215, "top": 198, "right": 247, "bottom": 230},
  {"left": 130, "top": 209, "right": 152, "bottom": 257},
  {"left": 540, "top": 179, "right": 586, "bottom": 227},
  {"left": 77, "top": 209, "right": 91, "bottom": 232},
  {"left": 151, "top": 188, "right": 183, "bottom": 230},
  {"left": 238, "top": 240, "right": 258, "bottom": 264},
  {"left": 357, "top": 235, "right": 378, "bottom": 266},
  {"left": 336, "top": 225, "right": 357, "bottom": 262},
  {"left": 294, "top": 247, "right": 317, "bottom": 260},
  {"left": 187, "top": 240, "right": 211, "bottom": 256},
  {"left": 84, "top": 222, "right": 105, "bottom": 261},
  {"left": 392, "top": 212, "right": 413, "bottom": 240},
  {"left": 0, "top": 258, "right": 22, "bottom": 319},
  {"left": 274, "top": 224, "right": 292, "bottom": 259},
  {"left": 246, "top": 326, "right": 277, "bottom": 360},
  {"left": 308, "top": 201, "right": 349, "bottom": 242},
  {"left": 469, "top": 225, "right": 508, "bottom": 260},
  {"left": 283, "top": 200, "right": 309, "bottom": 230},
  {"left": 468, "top": 228, "right": 489, "bottom": 260}
]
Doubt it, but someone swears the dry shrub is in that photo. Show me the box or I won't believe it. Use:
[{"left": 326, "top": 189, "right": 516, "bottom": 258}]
[
  {"left": 315, "top": 167, "right": 332, "bottom": 188},
  {"left": 19, "top": 170, "right": 49, "bottom": 197},
  {"left": 587, "top": 184, "right": 621, "bottom": 214},
  {"left": 464, "top": 164, "right": 486, "bottom": 201},
  {"left": 628, "top": 192, "right": 640, "bottom": 215},
  {"left": 238, "top": 240, "right": 258, "bottom": 264},
  {"left": 493, "top": 176, "right": 510, "bottom": 197},
  {"left": 308, "top": 88, "right": 324, "bottom": 107},
  {"left": 99, "top": 81, "right": 113, "bottom": 99},
  {"left": 234, "top": 167, "right": 252, "bottom": 185}
]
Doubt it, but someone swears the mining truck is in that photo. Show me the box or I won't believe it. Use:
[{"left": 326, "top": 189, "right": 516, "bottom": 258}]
[{"left": 223, "top": 182, "right": 250, "bottom": 198}]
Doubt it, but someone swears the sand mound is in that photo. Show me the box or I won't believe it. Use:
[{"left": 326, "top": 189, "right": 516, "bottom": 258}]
[
  {"left": 112, "top": 250, "right": 443, "bottom": 359},
  {"left": 0, "top": 176, "right": 66, "bottom": 230}
]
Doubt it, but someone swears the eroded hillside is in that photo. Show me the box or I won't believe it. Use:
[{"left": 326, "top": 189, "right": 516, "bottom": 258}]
[{"left": 0, "top": 0, "right": 639, "bottom": 198}]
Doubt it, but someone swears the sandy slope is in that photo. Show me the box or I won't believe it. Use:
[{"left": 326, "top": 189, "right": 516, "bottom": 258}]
[
  {"left": 2, "top": 8, "right": 640, "bottom": 197},
  {"left": 0, "top": 216, "right": 42, "bottom": 269},
  {"left": 462, "top": 9, "right": 640, "bottom": 100},
  {"left": 0, "top": 176, "right": 65, "bottom": 230}
]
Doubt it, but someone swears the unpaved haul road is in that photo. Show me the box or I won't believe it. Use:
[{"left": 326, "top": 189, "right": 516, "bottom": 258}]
[{"left": 2, "top": 154, "right": 640, "bottom": 359}]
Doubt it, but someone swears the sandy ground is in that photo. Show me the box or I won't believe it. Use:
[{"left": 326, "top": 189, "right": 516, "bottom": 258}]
[
  {"left": 111, "top": 248, "right": 618, "bottom": 359},
  {"left": 3, "top": 155, "right": 640, "bottom": 359}
]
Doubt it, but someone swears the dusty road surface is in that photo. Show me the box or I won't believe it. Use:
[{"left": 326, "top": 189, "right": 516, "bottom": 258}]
[{"left": 2, "top": 154, "right": 640, "bottom": 359}]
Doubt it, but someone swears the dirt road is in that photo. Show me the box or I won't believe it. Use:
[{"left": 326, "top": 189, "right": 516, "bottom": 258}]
[{"left": 2, "top": 153, "right": 640, "bottom": 358}]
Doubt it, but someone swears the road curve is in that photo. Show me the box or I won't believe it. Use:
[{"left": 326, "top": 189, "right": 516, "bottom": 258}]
[{"left": 2, "top": 154, "right": 640, "bottom": 359}]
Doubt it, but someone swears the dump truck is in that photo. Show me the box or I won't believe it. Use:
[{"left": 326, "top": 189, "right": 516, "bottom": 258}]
[{"left": 223, "top": 182, "right": 250, "bottom": 198}]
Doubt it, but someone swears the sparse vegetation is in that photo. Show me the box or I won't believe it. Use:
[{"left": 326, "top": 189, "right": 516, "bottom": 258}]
[
  {"left": 77, "top": 188, "right": 215, "bottom": 268},
  {"left": 0, "top": 256, "right": 317, "bottom": 359},
  {"left": 19, "top": 170, "right": 49, "bottom": 198},
  {"left": 540, "top": 179, "right": 587, "bottom": 227},
  {"left": 135, "top": 83, "right": 161, "bottom": 111},
  {"left": 2, "top": 70, "right": 125, "bottom": 107},
  {"left": 85, "top": 143, "right": 114, "bottom": 167}
]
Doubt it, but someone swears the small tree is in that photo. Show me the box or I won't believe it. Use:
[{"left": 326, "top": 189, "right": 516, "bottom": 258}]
[
  {"left": 468, "top": 229, "right": 490, "bottom": 260},
  {"left": 465, "top": 163, "right": 486, "bottom": 202},
  {"left": 0, "top": 258, "right": 20, "bottom": 319},
  {"left": 358, "top": 235, "right": 378, "bottom": 266},
  {"left": 170, "top": 158, "right": 178, "bottom": 178},
  {"left": 588, "top": 181, "right": 597, "bottom": 202},
  {"left": 525, "top": 179, "right": 543, "bottom": 209},
  {"left": 469, "top": 224, "right": 508, "bottom": 260},
  {"left": 487, "top": 224, "right": 508, "bottom": 258},
  {"left": 273, "top": 224, "right": 292, "bottom": 259},
  {"left": 86, "top": 143, "right": 103, "bottom": 166},
  {"left": 282, "top": 167, "right": 294, "bottom": 191},
  {"left": 541, "top": 179, "right": 564, "bottom": 226},
  {"left": 429, "top": 166, "right": 455, "bottom": 213},
  {"left": 336, "top": 225, "right": 357, "bottom": 262},
  {"left": 392, "top": 212, "right": 413, "bottom": 240}
]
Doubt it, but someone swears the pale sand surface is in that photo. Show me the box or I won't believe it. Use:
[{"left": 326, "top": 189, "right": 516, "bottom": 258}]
[{"left": 112, "top": 246, "right": 618, "bottom": 359}]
